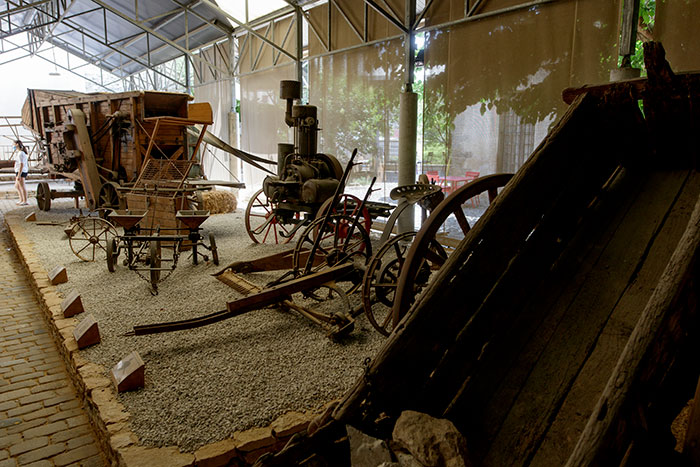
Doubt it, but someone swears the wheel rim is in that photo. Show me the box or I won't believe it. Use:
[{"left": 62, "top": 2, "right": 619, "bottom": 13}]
[
  {"left": 98, "top": 182, "right": 120, "bottom": 210},
  {"left": 68, "top": 217, "right": 118, "bottom": 262},
  {"left": 149, "top": 239, "right": 161, "bottom": 286},
  {"left": 209, "top": 233, "right": 219, "bottom": 265},
  {"left": 292, "top": 213, "right": 372, "bottom": 295},
  {"left": 392, "top": 173, "right": 514, "bottom": 327},
  {"left": 36, "top": 182, "right": 50, "bottom": 211},
  {"left": 362, "top": 231, "right": 416, "bottom": 336},
  {"left": 244, "top": 189, "right": 298, "bottom": 244}
]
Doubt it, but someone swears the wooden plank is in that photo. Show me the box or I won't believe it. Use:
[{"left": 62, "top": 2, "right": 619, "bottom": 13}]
[
  {"left": 565, "top": 179, "right": 700, "bottom": 466},
  {"left": 530, "top": 170, "right": 700, "bottom": 466},
  {"left": 481, "top": 170, "right": 691, "bottom": 467}
]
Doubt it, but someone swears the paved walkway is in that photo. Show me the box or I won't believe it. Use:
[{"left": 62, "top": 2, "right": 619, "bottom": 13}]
[{"left": 0, "top": 197, "right": 106, "bottom": 466}]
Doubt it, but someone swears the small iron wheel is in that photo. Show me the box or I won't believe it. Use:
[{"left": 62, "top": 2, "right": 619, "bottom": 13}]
[
  {"left": 36, "top": 182, "right": 51, "bottom": 211},
  {"left": 244, "top": 189, "right": 299, "bottom": 244},
  {"left": 68, "top": 217, "right": 118, "bottom": 262},
  {"left": 392, "top": 173, "right": 514, "bottom": 327},
  {"left": 292, "top": 213, "right": 372, "bottom": 295},
  {"left": 106, "top": 238, "right": 119, "bottom": 272},
  {"left": 149, "top": 238, "right": 161, "bottom": 289},
  {"left": 209, "top": 233, "right": 219, "bottom": 265},
  {"left": 362, "top": 231, "right": 416, "bottom": 336}
]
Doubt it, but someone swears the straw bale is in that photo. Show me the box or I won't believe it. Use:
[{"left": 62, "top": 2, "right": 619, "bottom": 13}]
[{"left": 203, "top": 190, "right": 237, "bottom": 214}]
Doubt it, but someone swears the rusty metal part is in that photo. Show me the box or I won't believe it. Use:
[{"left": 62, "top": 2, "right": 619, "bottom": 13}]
[
  {"left": 392, "top": 173, "right": 514, "bottom": 327},
  {"left": 128, "top": 263, "right": 355, "bottom": 336},
  {"left": 213, "top": 249, "right": 324, "bottom": 274}
]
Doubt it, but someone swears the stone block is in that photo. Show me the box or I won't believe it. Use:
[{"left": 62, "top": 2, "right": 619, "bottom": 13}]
[
  {"left": 119, "top": 446, "right": 194, "bottom": 467},
  {"left": 271, "top": 411, "right": 309, "bottom": 439},
  {"left": 24, "top": 212, "right": 36, "bottom": 222},
  {"left": 194, "top": 438, "right": 238, "bottom": 467},
  {"left": 234, "top": 426, "right": 275, "bottom": 452},
  {"left": 61, "top": 291, "right": 84, "bottom": 317},
  {"left": 48, "top": 265, "right": 68, "bottom": 285},
  {"left": 111, "top": 351, "right": 145, "bottom": 392},
  {"left": 73, "top": 314, "right": 100, "bottom": 349}
]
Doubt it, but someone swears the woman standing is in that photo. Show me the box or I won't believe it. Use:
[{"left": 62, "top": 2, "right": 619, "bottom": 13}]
[{"left": 14, "top": 140, "right": 29, "bottom": 206}]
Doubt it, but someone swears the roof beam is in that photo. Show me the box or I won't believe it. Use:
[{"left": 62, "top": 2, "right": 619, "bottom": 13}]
[
  {"left": 198, "top": 0, "right": 296, "bottom": 60},
  {"left": 30, "top": 0, "right": 76, "bottom": 54},
  {"left": 88, "top": 0, "right": 228, "bottom": 75}
]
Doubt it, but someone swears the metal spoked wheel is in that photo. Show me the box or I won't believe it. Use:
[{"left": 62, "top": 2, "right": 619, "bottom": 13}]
[
  {"left": 362, "top": 231, "right": 417, "bottom": 336},
  {"left": 68, "top": 217, "right": 118, "bottom": 262},
  {"left": 36, "top": 182, "right": 51, "bottom": 211},
  {"left": 392, "top": 173, "right": 514, "bottom": 327},
  {"left": 209, "top": 233, "right": 219, "bottom": 266},
  {"left": 106, "top": 238, "right": 119, "bottom": 272},
  {"left": 244, "top": 189, "right": 300, "bottom": 244},
  {"left": 292, "top": 213, "right": 372, "bottom": 295},
  {"left": 316, "top": 193, "right": 372, "bottom": 236}
]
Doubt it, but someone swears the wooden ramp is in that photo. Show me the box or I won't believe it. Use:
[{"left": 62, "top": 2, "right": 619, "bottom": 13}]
[
  {"left": 329, "top": 44, "right": 700, "bottom": 466},
  {"left": 256, "top": 42, "right": 700, "bottom": 467}
]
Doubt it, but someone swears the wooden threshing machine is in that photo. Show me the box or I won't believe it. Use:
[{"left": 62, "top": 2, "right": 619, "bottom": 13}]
[{"left": 21, "top": 88, "right": 230, "bottom": 214}]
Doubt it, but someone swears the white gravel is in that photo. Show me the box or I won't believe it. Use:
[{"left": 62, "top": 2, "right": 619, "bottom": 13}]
[{"left": 19, "top": 199, "right": 385, "bottom": 451}]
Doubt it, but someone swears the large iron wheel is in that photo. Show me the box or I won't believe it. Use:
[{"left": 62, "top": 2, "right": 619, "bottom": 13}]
[
  {"left": 68, "top": 217, "right": 118, "bottom": 262},
  {"left": 292, "top": 213, "right": 372, "bottom": 295},
  {"left": 362, "top": 231, "right": 416, "bottom": 336},
  {"left": 36, "top": 182, "right": 51, "bottom": 211},
  {"left": 149, "top": 238, "right": 161, "bottom": 290},
  {"left": 244, "top": 189, "right": 299, "bottom": 244},
  {"left": 392, "top": 173, "right": 514, "bottom": 327}
]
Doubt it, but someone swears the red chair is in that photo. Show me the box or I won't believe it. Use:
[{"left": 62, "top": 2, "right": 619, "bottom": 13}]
[
  {"left": 426, "top": 170, "right": 441, "bottom": 185},
  {"left": 464, "top": 171, "right": 481, "bottom": 207}
]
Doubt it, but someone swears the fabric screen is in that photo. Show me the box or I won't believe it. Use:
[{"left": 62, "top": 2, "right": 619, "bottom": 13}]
[
  {"left": 422, "top": 0, "right": 620, "bottom": 177},
  {"left": 656, "top": 0, "right": 700, "bottom": 72},
  {"left": 239, "top": 63, "right": 297, "bottom": 194}
]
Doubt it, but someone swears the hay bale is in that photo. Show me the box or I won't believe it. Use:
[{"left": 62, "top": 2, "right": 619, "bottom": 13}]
[{"left": 203, "top": 190, "right": 237, "bottom": 214}]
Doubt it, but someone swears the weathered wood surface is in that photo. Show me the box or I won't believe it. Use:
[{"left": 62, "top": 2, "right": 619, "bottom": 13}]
[
  {"left": 530, "top": 170, "right": 700, "bottom": 466},
  {"left": 685, "top": 377, "right": 700, "bottom": 465},
  {"left": 333, "top": 90, "right": 645, "bottom": 434},
  {"left": 565, "top": 178, "right": 700, "bottom": 466}
]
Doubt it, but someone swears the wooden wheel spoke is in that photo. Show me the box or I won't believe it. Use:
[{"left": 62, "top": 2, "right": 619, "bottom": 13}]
[
  {"left": 453, "top": 208, "right": 471, "bottom": 235},
  {"left": 424, "top": 246, "right": 446, "bottom": 266}
]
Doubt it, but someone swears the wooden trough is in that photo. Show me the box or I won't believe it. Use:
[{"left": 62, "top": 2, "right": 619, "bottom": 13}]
[{"left": 257, "top": 42, "right": 700, "bottom": 466}]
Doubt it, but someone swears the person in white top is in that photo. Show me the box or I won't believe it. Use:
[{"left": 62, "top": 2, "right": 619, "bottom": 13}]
[{"left": 13, "top": 140, "right": 29, "bottom": 206}]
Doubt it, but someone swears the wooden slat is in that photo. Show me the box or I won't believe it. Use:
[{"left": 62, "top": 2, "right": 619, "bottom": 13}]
[{"left": 565, "top": 178, "right": 700, "bottom": 466}]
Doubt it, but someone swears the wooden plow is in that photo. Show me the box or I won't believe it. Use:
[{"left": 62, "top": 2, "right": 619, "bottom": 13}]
[{"left": 254, "top": 42, "right": 700, "bottom": 466}]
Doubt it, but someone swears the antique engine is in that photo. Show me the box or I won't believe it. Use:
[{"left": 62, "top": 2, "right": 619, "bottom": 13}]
[{"left": 262, "top": 80, "right": 343, "bottom": 219}]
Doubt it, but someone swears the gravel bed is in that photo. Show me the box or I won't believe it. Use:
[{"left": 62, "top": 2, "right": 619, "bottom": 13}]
[{"left": 19, "top": 199, "right": 385, "bottom": 452}]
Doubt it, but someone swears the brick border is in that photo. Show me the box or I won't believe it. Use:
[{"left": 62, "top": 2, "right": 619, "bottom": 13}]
[{"left": 5, "top": 212, "right": 323, "bottom": 466}]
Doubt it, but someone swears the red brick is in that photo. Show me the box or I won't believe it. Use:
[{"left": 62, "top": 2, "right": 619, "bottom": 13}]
[
  {"left": 17, "top": 443, "right": 66, "bottom": 464},
  {"left": 52, "top": 444, "right": 100, "bottom": 466},
  {"left": 23, "top": 421, "right": 68, "bottom": 439},
  {"left": 8, "top": 436, "right": 48, "bottom": 456}
]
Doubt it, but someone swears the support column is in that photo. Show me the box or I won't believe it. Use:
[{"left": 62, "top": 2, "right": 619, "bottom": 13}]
[
  {"left": 398, "top": 0, "right": 417, "bottom": 233},
  {"left": 398, "top": 90, "right": 418, "bottom": 233}
]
